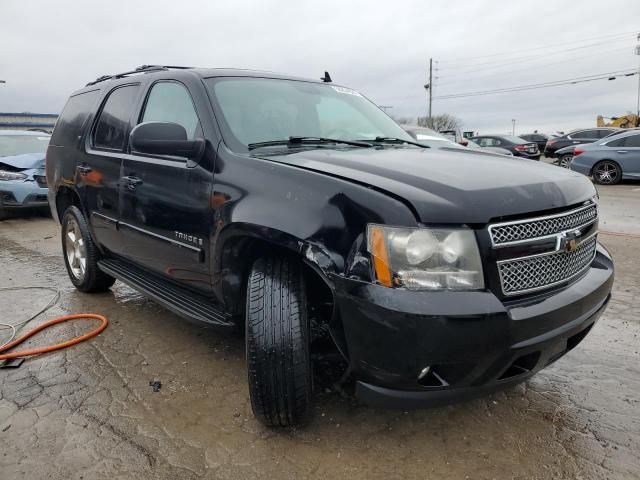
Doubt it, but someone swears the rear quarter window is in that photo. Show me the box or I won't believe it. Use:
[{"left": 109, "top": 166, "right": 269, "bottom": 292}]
[{"left": 50, "top": 90, "right": 100, "bottom": 147}]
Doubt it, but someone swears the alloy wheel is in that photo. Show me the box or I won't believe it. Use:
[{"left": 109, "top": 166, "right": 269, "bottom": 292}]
[
  {"left": 594, "top": 162, "right": 619, "bottom": 185},
  {"left": 64, "top": 217, "right": 87, "bottom": 281},
  {"left": 560, "top": 155, "right": 573, "bottom": 168}
]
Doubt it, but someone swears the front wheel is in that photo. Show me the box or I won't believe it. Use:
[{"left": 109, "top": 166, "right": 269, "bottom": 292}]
[
  {"left": 61, "top": 205, "right": 115, "bottom": 292},
  {"left": 592, "top": 160, "right": 621, "bottom": 185},
  {"left": 245, "top": 255, "right": 313, "bottom": 427}
]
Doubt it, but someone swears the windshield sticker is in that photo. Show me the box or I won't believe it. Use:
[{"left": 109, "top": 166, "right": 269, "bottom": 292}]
[{"left": 332, "top": 86, "right": 362, "bottom": 97}]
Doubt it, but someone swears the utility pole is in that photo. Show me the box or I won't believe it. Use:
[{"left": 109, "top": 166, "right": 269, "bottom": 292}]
[
  {"left": 511, "top": 119, "right": 516, "bottom": 136},
  {"left": 635, "top": 33, "right": 640, "bottom": 120},
  {"left": 428, "top": 58, "right": 433, "bottom": 120}
]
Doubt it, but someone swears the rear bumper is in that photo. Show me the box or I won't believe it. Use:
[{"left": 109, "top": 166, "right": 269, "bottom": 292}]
[
  {"left": 331, "top": 244, "right": 614, "bottom": 409},
  {"left": 515, "top": 152, "right": 541, "bottom": 160}
]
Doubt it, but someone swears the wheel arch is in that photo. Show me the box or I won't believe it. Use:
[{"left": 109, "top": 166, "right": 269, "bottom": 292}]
[
  {"left": 215, "top": 224, "right": 348, "bottom": 358},
  {"left": 590, "top": 158, "right": 622, "bottom": 176},
  {"left": 55, "top": 186, "right": 83, "bottom": 222}
]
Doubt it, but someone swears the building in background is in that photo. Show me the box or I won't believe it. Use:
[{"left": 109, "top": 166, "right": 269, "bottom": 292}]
[{"left": 0, "top": 112, "right": 58, "bottom": 133}]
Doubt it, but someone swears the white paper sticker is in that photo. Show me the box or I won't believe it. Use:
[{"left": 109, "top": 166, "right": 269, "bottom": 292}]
[{"left": 331, "top": 86, "right": 362, "bottom": 97}]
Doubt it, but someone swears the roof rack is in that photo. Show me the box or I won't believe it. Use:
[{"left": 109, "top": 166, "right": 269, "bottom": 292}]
[{"left": 86, "top": 65, "right": 193, "bottom": 86}]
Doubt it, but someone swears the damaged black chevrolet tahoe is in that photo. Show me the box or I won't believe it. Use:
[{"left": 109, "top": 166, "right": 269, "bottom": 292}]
[{"left": 47, "top": 66, "right": 614, "bottom": 426}]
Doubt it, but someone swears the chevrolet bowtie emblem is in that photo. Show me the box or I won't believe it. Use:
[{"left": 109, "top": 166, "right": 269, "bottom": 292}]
[
  {"left": 558, "top": 229, "right": 582, "bottom": 253},
  {"left": 566, "top": 238, "right": 579, "bottom": 252}
]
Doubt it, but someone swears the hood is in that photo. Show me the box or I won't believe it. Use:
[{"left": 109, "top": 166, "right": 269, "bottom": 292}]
[
  {"left": 260, "top": 147, "right": 596, "bottom": 224},
  {"left": 0, "top": 153, "right": 45, "bottom": 170}
]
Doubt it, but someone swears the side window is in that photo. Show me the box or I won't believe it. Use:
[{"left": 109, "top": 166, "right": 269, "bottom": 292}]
[
  {"left": 93, "top": 85, "right": 139, "bottom": 150},
  {"left": 606, "top": 137, "right": 626, "bottom": 147},
  {"left": 625, "top": 134, "right": 640, "bottom": 148},
  {"left": 575, "top": 130, "right": 599, "bottom": 139},
  {"left": 51, "top": 90, "right": 99, "bottom": 147},
  {"left": 597, "top": 129, "right": 614, "bottom": 139},
  {"left": 141, "top": 82, "right": 200, "bottom": 139}
]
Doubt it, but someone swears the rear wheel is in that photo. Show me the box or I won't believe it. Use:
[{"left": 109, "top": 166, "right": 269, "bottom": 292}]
[
  {"left": 559, "top": 153, "right": 573, "bottom": 168},
  {"left": 592, "top": 160, "right": 621, "bottom": 185},
  {"left": 61, "top": 205, "right": 115, "bottom": 292},
  {"left": 245, "top": 255, "right": 313, "bottom": 427}
]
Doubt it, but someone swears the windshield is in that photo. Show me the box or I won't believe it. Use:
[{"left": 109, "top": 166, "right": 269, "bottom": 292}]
[
  {"left": 0, "top": 134, "right": 50, "bottom": 157},
  {"left": 205, "top": 77, "right": 414, "bottom": 151}
]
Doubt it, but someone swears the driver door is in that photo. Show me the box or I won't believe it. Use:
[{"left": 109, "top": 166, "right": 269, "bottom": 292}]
[{"left": 119, "top": 80, "right": 214, "bottom": 292}]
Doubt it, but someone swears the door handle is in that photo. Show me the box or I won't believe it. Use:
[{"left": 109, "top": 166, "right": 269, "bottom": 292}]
[
  {"left": 122, "top": 175, "right": 143, "bottom": 190},
  {"left": 77, "top": 164, "right": 92, "bottom": 175},
  {"left": 617, "top": 150, "right": 628, "bottom": 154}
]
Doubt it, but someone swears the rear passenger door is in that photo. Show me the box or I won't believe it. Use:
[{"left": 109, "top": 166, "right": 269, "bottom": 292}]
[
  {"left": 82, "top": 84, "right": 140, "bottom": 252},
  {"left": 119, "top": 80, "right": 213, "bottom": 292}
]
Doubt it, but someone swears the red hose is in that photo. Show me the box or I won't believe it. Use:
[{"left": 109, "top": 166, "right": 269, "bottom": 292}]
[{"left": 0, "top": 314, "right": 108, "bottom": 360}]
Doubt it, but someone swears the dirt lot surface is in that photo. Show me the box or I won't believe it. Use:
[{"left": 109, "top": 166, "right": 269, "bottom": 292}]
[{"left": 1, "top": 184, "right": 639, "bottom": 480}]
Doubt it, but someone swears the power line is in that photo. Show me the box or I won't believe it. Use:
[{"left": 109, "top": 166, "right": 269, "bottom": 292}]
[
  {"left": 439, "top": 30, "right": 639, "bottom": 65},
  {"left": 433, "top": 69, "right": 638, "bottom": 100},
  {"left": 438, "top": 38, "right": 637, "bottom": 76},
  {"left": 438, "top": 46, "right": 630, "bottom": 85}
]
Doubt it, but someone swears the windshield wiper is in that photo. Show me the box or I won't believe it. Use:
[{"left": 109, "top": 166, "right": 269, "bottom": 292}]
[
  {"left": 248, "top": 136, "right": 373, "bottom": 151},
  {"left": 360, "top": 136, "right": 428, "bottom": 148}
]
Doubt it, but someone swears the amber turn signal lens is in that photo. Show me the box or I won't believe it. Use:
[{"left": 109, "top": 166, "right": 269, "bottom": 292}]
[{"left": 369, "top": 226, "right": 392, "bottom": 287}]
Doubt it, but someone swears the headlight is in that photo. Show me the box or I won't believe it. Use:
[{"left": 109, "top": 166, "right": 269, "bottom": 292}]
[
  {"left": 0, "top": 170, "right": 27, "bottom": 181},
  {"left": 367, "top": 224, "right": 484, "bottom": 290}
]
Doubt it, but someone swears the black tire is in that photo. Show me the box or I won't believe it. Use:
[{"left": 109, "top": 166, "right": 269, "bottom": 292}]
[
  {"left": 592, "top": 160, "right": 621, "bottom": 185},
  {"left": 245, "top": 255, "right": 312, "bottom": 427},
  {"left": 559, "top": 153, "right": 573, "bottom": 168},
  {"left": 61, "top": 205, "right": 115, "bottom": 292}
]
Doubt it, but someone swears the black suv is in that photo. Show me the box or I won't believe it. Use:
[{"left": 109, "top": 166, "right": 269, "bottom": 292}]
[
  {"left": 544, "top": 128, "right": 619, "bottom": 159},
  {"left": 47, "top": 65, "right": 614, "bottom": 426}
]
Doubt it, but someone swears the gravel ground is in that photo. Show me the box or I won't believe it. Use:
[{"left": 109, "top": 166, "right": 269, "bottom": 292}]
[{"left": 0, "top": 183, "right": 639, "bottom": 480}]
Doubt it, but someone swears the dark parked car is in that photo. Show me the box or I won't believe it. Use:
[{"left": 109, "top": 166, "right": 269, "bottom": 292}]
[
  {"left": 470, "top": 134, "right": 541, "bottom": 159},
  {"left": 544, "top": 128, "right": 619, "bottom": 159},
  {"left": 520, "top": 133, "right": 549, "bottom": 154},
  {"left": 404, "top": 127, "right": 513, "bottom": 156},
  {"left": 554, "top": 144, "right": 583, "bottom": 168},
  {"left": 47, "top": 65, "right": 613, "bottom": 426},
  {"left": 570, "top": 129, "right": 640, "bottom": 184},
  {"left": 0, "top": 130, "right": 51, "bottom": 219}
]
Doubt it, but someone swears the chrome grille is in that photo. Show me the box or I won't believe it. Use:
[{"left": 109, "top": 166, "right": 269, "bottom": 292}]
[
  {"left": 489, "top": 203, "right": 597, "bottom": 245},
  {"left": 498, "top": 235, "right": 597, "bottom": 296}
]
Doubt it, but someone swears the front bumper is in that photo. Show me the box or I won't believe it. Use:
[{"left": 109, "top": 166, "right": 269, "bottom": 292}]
[
  {"left": 0, "top": 181, "right": 49, "bottom": 209},
  {"left": 331, "top": 244, "right": 614, "bottom": 409}
]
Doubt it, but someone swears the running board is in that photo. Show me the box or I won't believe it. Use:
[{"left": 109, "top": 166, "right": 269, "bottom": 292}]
[{"left": 98, "top": 258, "right": 234, "bottom": 328}]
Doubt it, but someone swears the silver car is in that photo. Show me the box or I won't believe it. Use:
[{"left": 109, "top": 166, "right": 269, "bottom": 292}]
[
  {"left": 569, "top": 129, "right": 640, "bottom": 185},
  {"left": 0, "top": 130, "right": 51, "bottom": 219}
]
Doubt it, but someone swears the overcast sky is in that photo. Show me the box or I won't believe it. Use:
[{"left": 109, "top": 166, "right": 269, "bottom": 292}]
[{"left": 1, "top": 0, "right": 639, "bottom": 135}]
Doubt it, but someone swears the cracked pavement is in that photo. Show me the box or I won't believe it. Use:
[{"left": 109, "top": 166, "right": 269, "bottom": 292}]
[{"left": 1, "top": 184, "right": 639, "bottom": 480}]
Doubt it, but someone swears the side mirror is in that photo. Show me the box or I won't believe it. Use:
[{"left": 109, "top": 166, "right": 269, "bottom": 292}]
[{"left": 129, "top": 121, "right": 205, "bottom": 160}]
